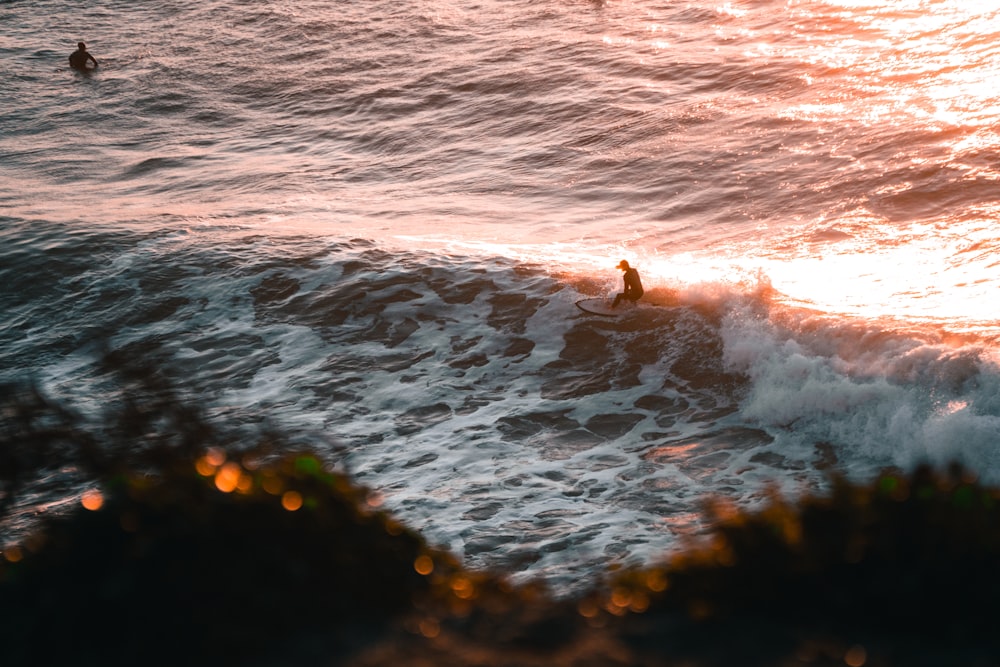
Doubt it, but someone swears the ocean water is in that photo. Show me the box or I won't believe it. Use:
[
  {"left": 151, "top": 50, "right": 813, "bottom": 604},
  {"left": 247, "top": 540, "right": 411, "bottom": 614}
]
[{"left": 3, "top": 0, "right": 1000, "bottom": 591}]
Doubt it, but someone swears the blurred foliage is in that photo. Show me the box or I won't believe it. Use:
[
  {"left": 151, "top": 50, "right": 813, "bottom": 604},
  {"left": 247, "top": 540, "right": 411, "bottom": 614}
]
[
  {"left": 2, "top": 358, "right": 1000, "bottom": 666},
  {"left": 604, "top": 465, "right": 1000, "bottom": 666},
  {"left": 0, "top": 359, "right": 582, "bottom": 666}
]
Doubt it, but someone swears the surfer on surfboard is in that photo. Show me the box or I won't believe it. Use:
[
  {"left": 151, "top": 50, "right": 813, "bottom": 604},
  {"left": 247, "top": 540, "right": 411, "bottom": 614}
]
[
  {"left": 612, "top": 260, "right": 643, "bottom": 308},
  {"left": 69, "top": 42, "right": 98, "bottom": 71}
]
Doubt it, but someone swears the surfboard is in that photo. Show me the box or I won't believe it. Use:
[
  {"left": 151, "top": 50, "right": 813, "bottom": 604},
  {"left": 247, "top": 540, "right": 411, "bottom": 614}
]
[{"left": 575, "top": 298, "right": 627, "bottom": 317}]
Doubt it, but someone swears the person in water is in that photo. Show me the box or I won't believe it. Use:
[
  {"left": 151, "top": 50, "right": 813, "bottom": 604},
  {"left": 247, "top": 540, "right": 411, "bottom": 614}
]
[
  {"left": 69, "top": 42, "right": 98, "bottom": 71},
  {"left": 612, "top": 260, "right": 643, "bottom": 308}
]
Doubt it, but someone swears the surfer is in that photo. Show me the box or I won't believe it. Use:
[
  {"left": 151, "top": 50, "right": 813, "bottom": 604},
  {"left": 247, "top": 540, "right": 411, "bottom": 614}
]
[
  {"left": 69, "top": 42, "right": 98, "bottom": 71},
  {"left": 612, "top": 260, "right": 643, "bottom": 308}
]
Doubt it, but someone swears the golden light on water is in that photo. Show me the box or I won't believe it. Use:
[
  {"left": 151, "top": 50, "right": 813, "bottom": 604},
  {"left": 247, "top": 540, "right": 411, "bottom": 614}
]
[
  {"left": 740, "top": 0, "right": 1000, "bottom": 340},
  {"left": 744, "top": 217, "right": 1000, "bottom": 332},
  {"left": 387, "top": 229, "right": 999, "bottom": 339},
  {"left": 780, "top": 2, "right": 1000, "bottom": 132},
  {"left": 350, "top": 0, "right": 1000, "bottom": 341}
]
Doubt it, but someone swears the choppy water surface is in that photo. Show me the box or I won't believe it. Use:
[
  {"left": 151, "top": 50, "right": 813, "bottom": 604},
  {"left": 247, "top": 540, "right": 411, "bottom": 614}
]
[{"left": 3, "top": 0, "right": 1000, "bottom": 591}]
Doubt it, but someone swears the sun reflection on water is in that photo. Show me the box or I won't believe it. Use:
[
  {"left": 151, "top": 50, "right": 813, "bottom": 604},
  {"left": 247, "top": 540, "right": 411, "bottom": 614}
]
[
  {"left": 739, "top": 214, "right": 1000, "bottom": 336},
  {"left": 779, "top": 2, "right": 1000, "bottom": 132},
  {"left": 338, "top": 1, "right": 1000, "bottom": 342},
  {"left": 718, "top": 1, "right": 1000, "bottom": 336}
]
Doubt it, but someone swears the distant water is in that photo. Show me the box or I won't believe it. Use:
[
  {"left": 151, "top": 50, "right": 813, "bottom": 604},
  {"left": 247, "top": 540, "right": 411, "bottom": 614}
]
[{"left": 4, "top": 0, "right": 1000, "bottom": 591}]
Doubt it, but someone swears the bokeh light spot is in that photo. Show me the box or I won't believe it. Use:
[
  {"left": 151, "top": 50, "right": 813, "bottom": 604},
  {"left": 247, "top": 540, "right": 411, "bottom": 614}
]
[
  {"left": 261, "top": 473, "right": 283, "bottom": 495},
  {"left": 577, "top": 599, "right": 599, "bottom": 618},
  {"left": 205, "top": 447, "right": 226, "bottom": 466},
  {"left": 418, "top": 618, "right": 440, "bottom": 638},
  {"left": 236, "top": 473, "right": 254, "bottom": 494},
  {"left": 611, "top": 587, "right": 632, "bottom": 608},
  {"left": 414, "top": 555, "right": 434, "bottom": 575},
  {"left": 450, "top": 576, "right": 475, "bottom": 599},
  {"left": 845, "top": 644, "right": 867, "bottom": 667},
  {"left": 195, "top": 456, "right": 216, "bottom": 477},
  {"left": 81, "top": 489, "right": 104, "bottom": 511},
  {"left": 281, "top": 490, "right": 303, "bottom": 511},
  {"left": 215, "top": 462, "right": 242, "bottom": 493},
  {"left": 629, "top": 591, "right": 650, "bottom": 613},
  {"left": 645, "top": 570, "right": 669, "bottom": 592}
]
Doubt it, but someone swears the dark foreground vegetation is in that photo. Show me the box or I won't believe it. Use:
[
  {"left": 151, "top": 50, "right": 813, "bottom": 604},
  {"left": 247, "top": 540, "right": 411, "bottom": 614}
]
[{"left": 3, "top": 360, "right": 1000, "bottom": 666}]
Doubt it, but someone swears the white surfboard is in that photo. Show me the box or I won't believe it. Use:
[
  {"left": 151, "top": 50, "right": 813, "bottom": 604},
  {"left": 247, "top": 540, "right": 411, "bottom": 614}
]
[{"left": 575, "top": 298, "right": 628, "bottom": 317}]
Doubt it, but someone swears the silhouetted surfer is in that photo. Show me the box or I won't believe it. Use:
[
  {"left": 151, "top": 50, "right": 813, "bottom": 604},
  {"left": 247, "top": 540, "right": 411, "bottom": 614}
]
[
  {"left": 69, "top": 42, "right": 98, "bottom": 71},
  {"left": 612, "top": 260, "right": 643, "bottom": 308}
]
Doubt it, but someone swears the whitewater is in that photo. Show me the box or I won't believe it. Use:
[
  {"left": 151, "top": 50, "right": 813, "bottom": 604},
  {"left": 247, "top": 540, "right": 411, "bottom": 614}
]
[{"left": 3, "top": 0, "right": 1000, "bottom": 592}]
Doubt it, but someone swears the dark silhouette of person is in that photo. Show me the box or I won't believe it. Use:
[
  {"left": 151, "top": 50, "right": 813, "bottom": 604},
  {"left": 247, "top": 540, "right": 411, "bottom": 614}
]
[
  {"left": 69, "top": 42, "right": 98, "bottom": 71},
  {"left": 612, "top": 260, "right": 643, "bottom": 308}
]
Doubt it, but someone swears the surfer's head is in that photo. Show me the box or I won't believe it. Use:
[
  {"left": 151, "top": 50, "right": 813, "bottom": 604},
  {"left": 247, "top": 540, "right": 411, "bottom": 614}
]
[
  {"left": 78, "top": 42, "right": 86, "bottom": 51},
  {"left": 617, "top": 260, "right": 630, "bottom": 270}
]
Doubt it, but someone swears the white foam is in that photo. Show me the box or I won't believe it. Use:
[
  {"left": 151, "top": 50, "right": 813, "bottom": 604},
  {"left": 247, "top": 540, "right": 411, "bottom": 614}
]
[{"left": 720, "top": 296, "right": 1000, "bottom": 481}]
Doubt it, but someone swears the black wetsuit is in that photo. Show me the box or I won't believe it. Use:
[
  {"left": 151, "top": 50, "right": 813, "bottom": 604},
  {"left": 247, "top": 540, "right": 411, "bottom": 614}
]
[
  {"left": 613, "top": 268, "right": 643, "bottom": 307},
  {"left": 69, "top": 49, "right": 97, "bottom": 70},
  {"left": 622, "top": 268, "right": 643, "bottom": 300}
]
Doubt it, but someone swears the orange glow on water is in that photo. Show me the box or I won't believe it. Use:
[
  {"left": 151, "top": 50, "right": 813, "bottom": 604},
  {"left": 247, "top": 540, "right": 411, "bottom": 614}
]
[
  {"left": 747, "top": 217, "right": 1000, "bottom": 332},
  {"left": 398, "top": 226, "right": 1000, "bottom": 343},
  {"left": 716, "top": 2, "right": 1000, "bottom": 338},
  {"left": 779, "top": 3, "right": 1000, "bottom": 131},
  {"left": 267, "top": 0, "right": 1000, "bottom": 344}
]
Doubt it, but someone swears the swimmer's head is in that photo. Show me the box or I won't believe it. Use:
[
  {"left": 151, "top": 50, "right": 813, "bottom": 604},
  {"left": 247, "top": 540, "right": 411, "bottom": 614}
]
[{"left": 78, "top": 42, "right": 86, "bottom": 50}]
